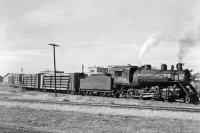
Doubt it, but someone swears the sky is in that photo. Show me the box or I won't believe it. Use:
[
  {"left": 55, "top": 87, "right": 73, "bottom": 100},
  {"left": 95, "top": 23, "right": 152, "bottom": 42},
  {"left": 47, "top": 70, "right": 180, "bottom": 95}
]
[{"left": 0, "top": 0, "right": 200, "bottom": 76}]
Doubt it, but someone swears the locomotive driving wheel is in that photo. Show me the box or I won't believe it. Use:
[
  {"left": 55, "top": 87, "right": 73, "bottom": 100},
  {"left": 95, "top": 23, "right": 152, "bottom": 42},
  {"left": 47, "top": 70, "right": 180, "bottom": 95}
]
[
  {"left": 127, "top": 89, "right": 136, "bottom": 98},
  {"left": 184, "top": 95, "right": 191, "bottom": 103}
]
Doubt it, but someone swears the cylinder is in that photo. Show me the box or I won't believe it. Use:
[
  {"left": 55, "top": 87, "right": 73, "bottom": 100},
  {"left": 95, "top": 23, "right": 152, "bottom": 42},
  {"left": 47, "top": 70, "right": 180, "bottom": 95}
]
[
  {"left": 176, "top": 63, "right": 183, "bottom": 70},
  {"left": 161, "top": 64, "right": 167, "bottom": 70}
]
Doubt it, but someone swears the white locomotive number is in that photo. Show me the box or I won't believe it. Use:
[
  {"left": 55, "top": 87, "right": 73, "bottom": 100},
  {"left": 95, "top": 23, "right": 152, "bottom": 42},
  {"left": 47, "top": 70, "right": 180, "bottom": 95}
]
[{"left": 117, "top": 78, "right": 126, "bottom": 82}]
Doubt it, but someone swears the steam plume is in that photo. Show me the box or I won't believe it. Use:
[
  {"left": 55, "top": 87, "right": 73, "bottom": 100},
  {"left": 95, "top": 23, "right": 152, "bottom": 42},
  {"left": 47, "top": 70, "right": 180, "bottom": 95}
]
[
  {"left": 178, "top": 31, "right": 197, "bottom": 63},
  {"left": 138, "top": 31, "right": 163, "bottom": 66}
]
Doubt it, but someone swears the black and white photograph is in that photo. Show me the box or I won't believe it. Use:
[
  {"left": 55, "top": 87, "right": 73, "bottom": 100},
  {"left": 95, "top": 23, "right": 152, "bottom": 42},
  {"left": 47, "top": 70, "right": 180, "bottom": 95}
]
[{"left": 0, "top": 0, "right": 200, "bottom": 132}]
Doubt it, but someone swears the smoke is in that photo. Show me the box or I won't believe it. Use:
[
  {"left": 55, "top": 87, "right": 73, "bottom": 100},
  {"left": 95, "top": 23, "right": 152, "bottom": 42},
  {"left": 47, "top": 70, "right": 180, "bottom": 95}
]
[
  {"left": 178, "top": 30, "right": 198, "bottom": 63},
  {"left": 138, "top": 31, "right": 163, "bottom": 66},
  {"left": 138, "top": 28, "right": 200, "bottom": 65}
]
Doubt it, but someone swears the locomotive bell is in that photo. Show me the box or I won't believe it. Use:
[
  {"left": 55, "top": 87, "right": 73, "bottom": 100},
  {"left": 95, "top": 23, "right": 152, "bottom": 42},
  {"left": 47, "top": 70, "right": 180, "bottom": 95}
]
[
  {"left": 161, "top": 64, "right": 167, "bottom": 70},
  {"left": 176, "top": 63, "right": 183, "bottom": 70}
]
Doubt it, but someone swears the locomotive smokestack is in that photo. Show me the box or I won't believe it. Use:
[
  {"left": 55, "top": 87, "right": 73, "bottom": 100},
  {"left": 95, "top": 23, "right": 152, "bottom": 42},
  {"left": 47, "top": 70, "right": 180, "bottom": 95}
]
[
  {"left": 138, "top": 31, "right": 163, "bottom": 66},
  {"left": 176, "top": 63, "right": 183, "bottom": 70},
  {"left": 161, "top": 64, "right": 167, "bottom": 70}
]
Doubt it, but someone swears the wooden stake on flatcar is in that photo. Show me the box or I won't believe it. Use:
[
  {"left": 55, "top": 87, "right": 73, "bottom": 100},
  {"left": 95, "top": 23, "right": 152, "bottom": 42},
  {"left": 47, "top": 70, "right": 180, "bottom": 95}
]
[{"left": 48, "top": 44, "right": 59, "bottom": 97}]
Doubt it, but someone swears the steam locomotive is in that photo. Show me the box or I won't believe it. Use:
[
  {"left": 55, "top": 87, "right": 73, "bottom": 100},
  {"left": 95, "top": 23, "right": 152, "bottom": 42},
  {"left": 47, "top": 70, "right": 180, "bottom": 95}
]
[
  {"left": 8, "top": 63, "right": 199, "bottom": 103},
  {"left": 80, "top": 63, "right": 199, "bottom": 103}
]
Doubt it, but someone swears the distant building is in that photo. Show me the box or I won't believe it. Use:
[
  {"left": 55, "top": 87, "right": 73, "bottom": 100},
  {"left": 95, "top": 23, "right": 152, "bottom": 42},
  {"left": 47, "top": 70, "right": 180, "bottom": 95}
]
[
  {"left": 3, "top": 73, "right": 11, "bottom": 84},
  {"left": 88, "top": 66, "right": 108, "bottom": 75}
]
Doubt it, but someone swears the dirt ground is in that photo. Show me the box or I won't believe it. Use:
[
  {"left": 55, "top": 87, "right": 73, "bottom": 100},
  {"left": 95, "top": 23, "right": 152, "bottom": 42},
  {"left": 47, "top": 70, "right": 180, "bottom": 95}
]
[
  {"left": 1, "top": 84, "right": 200, "bottom": 133},
  {"left": 0, "top": 106, "right": 200, "bottom": 133}
]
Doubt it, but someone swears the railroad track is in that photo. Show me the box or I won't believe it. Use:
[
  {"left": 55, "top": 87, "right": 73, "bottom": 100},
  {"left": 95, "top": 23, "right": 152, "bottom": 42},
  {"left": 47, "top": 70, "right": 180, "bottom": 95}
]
[{"left": 0, "top": 97, "right": 200, "bottom": 113}]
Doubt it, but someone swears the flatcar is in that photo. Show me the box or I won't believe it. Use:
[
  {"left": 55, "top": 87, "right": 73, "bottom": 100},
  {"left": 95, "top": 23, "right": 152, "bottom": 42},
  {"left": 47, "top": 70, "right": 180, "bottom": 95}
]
[
  {"left": 8, "top": 74, "right": 23, "bottom": 87},
  {"left": 22, "top": 73, "right": 84, "bottom": 94},
  {"left": 23, "top": 73, "right": 42, "bottom": 90}
]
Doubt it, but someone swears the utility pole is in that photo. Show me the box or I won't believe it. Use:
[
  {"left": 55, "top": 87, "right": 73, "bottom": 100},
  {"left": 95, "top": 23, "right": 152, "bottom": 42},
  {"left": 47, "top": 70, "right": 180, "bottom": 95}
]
[
  {"left": 21, "top": 67, "right": 23, "bottom": 93},
  {"left": 48, "top": 44, "right": 59, "bottom": 97},
  {"left": 82, "top": 64, "right": 84, "bottom": 73},
  {"left": 21, "top": 67, "right": 23, "bottom": 74}
]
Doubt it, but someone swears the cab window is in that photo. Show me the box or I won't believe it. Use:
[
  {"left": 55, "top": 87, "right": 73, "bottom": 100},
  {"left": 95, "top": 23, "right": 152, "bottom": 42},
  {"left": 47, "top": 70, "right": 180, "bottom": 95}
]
[{"left": 115, "top": 71, "right": 122, "bottom": 76}]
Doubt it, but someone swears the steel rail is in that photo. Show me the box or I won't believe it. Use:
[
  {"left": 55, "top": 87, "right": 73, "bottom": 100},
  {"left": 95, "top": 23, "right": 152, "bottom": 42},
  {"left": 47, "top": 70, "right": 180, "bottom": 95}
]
[{"left": 0, "top": 97, "right": 200, "bottom": 113}]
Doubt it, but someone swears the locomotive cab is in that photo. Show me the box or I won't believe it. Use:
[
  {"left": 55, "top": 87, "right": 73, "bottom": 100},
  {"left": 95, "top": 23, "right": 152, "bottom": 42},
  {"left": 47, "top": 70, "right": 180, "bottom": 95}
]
[{"left": 110, "top": 66, "right": 138, "bottom": 85}]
